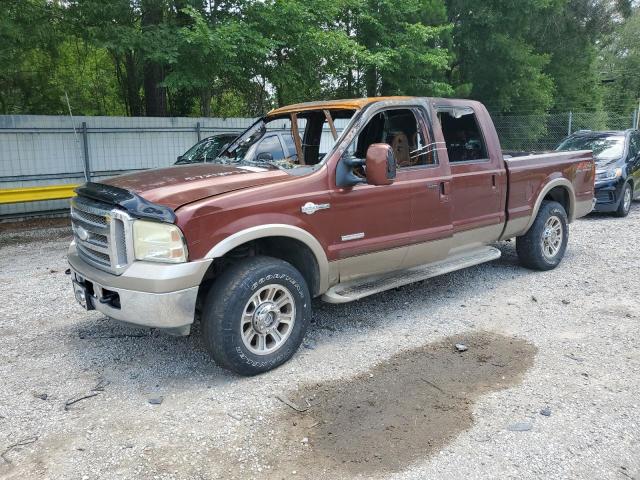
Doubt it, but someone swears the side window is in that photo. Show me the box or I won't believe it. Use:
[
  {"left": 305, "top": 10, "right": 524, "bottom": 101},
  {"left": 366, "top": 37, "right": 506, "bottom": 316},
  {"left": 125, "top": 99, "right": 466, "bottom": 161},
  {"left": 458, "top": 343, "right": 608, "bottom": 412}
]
[
  {"left": 282, "top": 134, "right": 298, "bottom": 160},
  {"left": 437, "top": 108, "right": 488, "bottom": 162},
  {"left": 254, "top": 135, "right": 285, "bottom": 161},
  {"left": 350, "top": 108, "right": 435, "bottom": 168}
]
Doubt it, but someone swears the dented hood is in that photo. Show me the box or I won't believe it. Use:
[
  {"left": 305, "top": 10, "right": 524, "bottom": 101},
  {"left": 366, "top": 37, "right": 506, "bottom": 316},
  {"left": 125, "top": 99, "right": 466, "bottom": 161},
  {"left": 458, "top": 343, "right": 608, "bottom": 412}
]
[{"left": 101, "top": 163, "right": 292, "bottom": 210}]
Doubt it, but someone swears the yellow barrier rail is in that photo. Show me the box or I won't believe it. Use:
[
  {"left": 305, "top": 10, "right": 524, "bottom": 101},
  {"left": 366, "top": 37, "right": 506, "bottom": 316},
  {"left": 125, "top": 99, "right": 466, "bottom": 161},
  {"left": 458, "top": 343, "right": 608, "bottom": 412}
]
[{"left": 0, "top": 184, "right": 79, "bottom": 204}]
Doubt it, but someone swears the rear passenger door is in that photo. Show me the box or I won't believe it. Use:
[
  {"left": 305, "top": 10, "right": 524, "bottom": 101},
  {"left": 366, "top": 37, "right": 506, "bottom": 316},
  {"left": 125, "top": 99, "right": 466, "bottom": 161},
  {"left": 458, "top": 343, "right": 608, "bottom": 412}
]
[{"left": 434, "top": 104, "right": 506, "bottom": 248}]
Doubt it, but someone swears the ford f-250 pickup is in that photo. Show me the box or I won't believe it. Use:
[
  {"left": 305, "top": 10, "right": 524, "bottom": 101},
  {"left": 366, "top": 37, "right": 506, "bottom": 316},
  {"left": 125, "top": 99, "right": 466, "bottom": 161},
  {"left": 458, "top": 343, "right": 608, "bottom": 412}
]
[{"left": 68, "top": 97, "right": 595, "bottom": 375}]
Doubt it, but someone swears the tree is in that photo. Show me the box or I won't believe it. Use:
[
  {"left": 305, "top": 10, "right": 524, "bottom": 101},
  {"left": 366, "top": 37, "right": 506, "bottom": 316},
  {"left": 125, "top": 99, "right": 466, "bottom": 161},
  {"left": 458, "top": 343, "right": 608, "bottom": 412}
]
[
  {"left": 601, "top": 6, "right": 640, "bottom": 115},
  {"left": 446, "top": 0, "right": 556, "bottom": 115},
  {"left": 354, "top": 0, "right": 453, "bottom": 97},
  {"left": 0, "top": 0, "right": 64, "bottom": 114}
]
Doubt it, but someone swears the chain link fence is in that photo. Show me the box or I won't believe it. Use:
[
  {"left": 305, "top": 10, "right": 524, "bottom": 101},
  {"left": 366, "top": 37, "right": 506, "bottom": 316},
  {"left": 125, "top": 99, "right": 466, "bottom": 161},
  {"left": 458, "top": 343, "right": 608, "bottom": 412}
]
[
  {"left": 1, "top": 109, "right": 639, "bottom": 218},
  {"left": 492, "top": 110, "right": 639, "bottom": 152}
]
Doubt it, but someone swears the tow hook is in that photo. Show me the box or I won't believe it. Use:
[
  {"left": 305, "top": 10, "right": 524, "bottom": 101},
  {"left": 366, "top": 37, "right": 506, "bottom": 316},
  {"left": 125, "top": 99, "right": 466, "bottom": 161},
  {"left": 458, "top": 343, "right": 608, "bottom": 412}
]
[{"left": 99, "top": 292, "right": 118, "bottom": 304}]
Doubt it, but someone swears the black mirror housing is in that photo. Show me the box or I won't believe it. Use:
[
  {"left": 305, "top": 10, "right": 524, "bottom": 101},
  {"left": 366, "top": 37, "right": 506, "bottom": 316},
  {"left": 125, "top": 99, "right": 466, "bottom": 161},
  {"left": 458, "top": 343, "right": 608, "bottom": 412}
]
[{"left": 336, "top": 154, "right": 367, "bottom": 187}]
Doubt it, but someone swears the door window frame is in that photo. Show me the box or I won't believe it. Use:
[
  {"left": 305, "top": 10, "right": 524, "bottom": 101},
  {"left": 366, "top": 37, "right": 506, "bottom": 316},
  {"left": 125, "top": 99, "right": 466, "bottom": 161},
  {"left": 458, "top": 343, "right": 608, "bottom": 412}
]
[{"left": 346, "top": 104, "right": 438, "bottom": 171}]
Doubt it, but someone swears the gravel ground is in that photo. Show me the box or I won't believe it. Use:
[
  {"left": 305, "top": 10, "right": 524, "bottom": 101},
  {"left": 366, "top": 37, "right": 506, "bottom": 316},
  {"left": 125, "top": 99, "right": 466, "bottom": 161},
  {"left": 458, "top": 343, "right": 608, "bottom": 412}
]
[{"left": 1, "top": 206, "right": 639, "bottom": 480}]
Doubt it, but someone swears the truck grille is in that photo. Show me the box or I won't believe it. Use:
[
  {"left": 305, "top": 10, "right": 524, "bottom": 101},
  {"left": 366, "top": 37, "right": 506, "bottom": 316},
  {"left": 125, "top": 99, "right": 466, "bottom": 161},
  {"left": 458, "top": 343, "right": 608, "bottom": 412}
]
[{"left": 70, "top": 196, "right": 133, "bottom": 274}]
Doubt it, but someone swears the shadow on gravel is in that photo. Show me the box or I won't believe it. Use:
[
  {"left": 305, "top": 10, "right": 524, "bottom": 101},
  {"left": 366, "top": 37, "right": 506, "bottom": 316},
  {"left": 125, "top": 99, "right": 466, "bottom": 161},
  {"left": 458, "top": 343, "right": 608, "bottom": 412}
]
[
  {"left": 65, "top": 318, "right": 235, "bottom": 388},
  {"left": 267, "top": 331, "right": 536, "bottom": 478},
  {"left": 307, "top": 240, "right": 526, "bottom": 333}
]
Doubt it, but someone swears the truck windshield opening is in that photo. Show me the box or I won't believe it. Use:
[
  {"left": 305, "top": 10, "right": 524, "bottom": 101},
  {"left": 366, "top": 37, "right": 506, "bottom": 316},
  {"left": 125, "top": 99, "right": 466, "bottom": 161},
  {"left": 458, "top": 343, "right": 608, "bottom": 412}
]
[{"left": 216, "top": 109, "right": 356, "bottom": 170}]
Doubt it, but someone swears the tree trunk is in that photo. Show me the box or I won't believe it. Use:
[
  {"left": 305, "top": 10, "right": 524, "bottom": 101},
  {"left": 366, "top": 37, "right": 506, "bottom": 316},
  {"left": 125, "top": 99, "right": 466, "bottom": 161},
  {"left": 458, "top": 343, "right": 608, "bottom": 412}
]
[
  {"left": 124, "top": 51, "right": 143, "bottom": 116},
  {"left": 200, "top": 88, "right": 212, "bottom": 116},
  {"left": 141, "top": 0, "right": 167, "bottom": 116},
  {"left": 364, "top": 66, "right": 378, "bottom": 97}
]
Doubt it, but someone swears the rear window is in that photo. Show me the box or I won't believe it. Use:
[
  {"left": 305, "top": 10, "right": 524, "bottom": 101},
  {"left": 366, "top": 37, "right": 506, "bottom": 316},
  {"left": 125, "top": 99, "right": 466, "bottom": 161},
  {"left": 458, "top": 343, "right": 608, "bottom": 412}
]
[
  {"left": 557, "top": 135, "right": 625, "bottom": 161},
  {"left": 437, "top": 107, "right": 488, "bottom": 162}
]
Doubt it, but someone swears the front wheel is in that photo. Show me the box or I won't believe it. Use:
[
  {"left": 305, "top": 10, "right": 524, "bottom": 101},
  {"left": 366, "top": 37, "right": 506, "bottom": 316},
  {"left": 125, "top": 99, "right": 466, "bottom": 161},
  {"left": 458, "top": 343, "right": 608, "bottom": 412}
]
[
  {"left": 516, "top": 201, "right": 569, "bottom": 271},
  {"left": 614, "top": 182, "right": 632, "bottom": 217},
  {"left": 201, "top": 256, "right": 311, "bottom": 376}
]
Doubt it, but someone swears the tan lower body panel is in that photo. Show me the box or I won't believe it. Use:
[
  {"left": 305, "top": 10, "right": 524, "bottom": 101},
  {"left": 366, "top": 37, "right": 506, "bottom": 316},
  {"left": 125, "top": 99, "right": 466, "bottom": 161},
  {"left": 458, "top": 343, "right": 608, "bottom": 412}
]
[
  {"left": 327, "top": 223, "right": 504, "bottom": 289},
  {"left": 323, "top": 245, "right": 502, "bottom": 303}
]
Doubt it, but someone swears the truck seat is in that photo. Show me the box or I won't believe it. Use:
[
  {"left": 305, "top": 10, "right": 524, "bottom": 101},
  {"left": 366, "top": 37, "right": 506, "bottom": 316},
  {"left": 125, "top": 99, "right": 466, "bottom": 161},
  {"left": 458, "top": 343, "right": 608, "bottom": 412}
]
[{"left": 390, "top": 132, "right": 411, "bottom": 168}]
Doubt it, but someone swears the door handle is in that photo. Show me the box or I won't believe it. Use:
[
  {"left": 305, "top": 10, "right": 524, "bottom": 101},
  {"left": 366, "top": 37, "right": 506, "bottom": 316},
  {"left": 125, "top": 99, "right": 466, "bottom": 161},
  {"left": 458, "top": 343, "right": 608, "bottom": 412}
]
[
  {"left": 439, "top": 181, "right": 450, "bottom": 201},
  {"left": 491, "top": 174, "right": 497, "bottom": 188}
]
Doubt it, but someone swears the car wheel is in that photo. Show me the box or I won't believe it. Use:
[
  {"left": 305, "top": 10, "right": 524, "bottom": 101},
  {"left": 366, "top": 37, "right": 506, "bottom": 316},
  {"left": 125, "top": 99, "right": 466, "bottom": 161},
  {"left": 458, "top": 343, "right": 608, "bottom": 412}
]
[
  {"left": 516, "top": 201, "right": 569, "bottom": 271},
  {"left": 614, "top": 183, "right": 632, "bottom": 217},
  {"left": 201, "top": 256, "right": 311, "bottom": 376}
]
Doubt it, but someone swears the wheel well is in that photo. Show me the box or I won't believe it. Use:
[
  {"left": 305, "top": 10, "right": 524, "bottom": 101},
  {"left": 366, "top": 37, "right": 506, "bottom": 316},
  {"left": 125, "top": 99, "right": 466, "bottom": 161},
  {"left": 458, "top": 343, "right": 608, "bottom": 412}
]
[
  {"left": 198, "top": 236, "right": 321, "bottom": 305},
  {"left": 543, "top": 186, "right": 571, "bottom": 217}
]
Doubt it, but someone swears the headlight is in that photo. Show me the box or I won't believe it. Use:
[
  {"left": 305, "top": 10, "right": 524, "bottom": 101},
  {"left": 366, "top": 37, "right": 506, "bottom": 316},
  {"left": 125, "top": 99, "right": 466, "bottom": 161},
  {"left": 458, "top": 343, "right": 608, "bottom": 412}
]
[
  {"left": 132, "top": 220, "right": 188, "bottom": 263},
  {"left": 595, "top": 167, "right": 622, "bottom": 182}
]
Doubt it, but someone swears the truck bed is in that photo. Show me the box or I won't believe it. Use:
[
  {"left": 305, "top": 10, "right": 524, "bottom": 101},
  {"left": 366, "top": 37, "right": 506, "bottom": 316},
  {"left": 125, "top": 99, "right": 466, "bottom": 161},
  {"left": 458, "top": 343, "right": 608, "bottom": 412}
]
[{"left": 501, "top": 150, "right": 594, "bottom": 239}]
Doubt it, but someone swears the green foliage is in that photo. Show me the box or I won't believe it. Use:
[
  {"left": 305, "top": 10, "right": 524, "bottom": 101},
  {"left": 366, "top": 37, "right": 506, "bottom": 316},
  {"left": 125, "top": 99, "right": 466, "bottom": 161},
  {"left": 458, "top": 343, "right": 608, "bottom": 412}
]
[
  {"left": 601, "top": 9, "right": 640, "bottom": 115},
  {"left": 0, "top": 0, "right": 637, "bottom": 119},
  {"left": 354, "top": 0, "right": 453, "bottom": 97},
  {"left": 446, "top": 0, "right": 556, "bottom": 115},
  {"left": 0, "top": 0, "right": 63, "bottom": 113}
]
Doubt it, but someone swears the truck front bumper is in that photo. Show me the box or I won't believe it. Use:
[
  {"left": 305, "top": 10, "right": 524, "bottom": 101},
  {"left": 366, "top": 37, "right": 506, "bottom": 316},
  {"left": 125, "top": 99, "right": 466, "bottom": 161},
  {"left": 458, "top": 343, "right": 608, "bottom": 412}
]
[{"left": 68, "top": 243, "right": 212, "bottom": 335}]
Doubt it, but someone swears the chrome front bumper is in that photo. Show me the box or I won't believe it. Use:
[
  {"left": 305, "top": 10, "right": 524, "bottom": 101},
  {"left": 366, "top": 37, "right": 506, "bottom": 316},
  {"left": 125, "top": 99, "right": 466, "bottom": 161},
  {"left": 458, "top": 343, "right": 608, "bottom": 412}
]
[{"left": 68, "top": 243, "right": 212, "bottom": 335}]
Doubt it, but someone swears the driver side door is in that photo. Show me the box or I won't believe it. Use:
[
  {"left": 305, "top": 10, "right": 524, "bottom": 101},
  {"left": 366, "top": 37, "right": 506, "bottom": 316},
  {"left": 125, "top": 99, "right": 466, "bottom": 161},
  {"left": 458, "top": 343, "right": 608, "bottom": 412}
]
[{"left": 326, "top": 105, "right": 451, "bottom": 282}]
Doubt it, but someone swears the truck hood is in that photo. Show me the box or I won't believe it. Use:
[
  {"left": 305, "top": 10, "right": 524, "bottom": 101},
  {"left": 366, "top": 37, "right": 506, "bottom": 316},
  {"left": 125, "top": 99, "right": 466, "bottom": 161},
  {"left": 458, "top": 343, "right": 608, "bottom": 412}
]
[{"left": 101, "top": 163, "right": 292, "bottom": 210}]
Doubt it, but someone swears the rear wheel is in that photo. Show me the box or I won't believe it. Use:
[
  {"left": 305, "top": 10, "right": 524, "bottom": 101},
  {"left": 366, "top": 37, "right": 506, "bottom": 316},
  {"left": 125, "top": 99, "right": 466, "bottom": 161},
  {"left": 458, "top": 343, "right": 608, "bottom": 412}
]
[
  {"left": 516, "top": 201, "right": 568, "bottom": 271},
  {"left": 201, "top": 256, "right": 311, "bottom": 376},
  {"left": 614, "top": 182, "right": 632, "bottom": 217}
]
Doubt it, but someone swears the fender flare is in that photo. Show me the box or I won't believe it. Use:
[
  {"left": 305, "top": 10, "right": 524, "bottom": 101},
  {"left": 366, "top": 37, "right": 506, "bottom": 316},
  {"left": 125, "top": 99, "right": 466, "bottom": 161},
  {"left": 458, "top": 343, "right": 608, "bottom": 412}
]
[
  {"left": 204, "top": 224, "right": 330, "bottom": 293},
  {"left": 524, "top": 177, "right": 576, "bottom": 233}
]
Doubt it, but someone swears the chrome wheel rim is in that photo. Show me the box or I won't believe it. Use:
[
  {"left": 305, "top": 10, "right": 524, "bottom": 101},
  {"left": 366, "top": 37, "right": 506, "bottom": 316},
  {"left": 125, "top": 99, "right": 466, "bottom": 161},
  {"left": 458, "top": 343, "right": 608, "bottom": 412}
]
[
  {"left": 541, "top": 215, "right": 563, "bottom": 260},
  {"left": 623, "top": 186, "right": 632, "bottom": 212},
  {"left": 241, "top": 284, "right": 296, "bottom": 356}
]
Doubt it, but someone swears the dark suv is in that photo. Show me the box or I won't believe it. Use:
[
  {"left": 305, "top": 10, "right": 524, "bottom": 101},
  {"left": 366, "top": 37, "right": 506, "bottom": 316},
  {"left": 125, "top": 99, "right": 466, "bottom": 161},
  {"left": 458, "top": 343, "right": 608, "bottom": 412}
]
[
  {"left": 176, "top": 130, "right": 302, "bottom": 167},
  {"left": 175, "top": 133, "right": 240, "bottom": 165},
  {"left": 556, "top": 129, "right": 640, "bottom": 217}
]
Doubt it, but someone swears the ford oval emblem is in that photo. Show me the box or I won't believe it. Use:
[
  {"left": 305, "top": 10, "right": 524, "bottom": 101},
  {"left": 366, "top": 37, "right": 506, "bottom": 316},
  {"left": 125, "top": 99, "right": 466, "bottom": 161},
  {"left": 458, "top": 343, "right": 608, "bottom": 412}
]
[{"left": 76, "top": 225, "right": 89, "bottom": 241}]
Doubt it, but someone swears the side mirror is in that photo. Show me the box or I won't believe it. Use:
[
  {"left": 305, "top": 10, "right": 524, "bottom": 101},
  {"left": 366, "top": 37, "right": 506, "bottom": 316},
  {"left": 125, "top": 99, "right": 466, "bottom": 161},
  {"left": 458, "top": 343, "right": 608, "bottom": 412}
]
[
  {"left": 256, "top": 152, "right": 273, "bottom": 162},
  {"left": 365, "top": 143, "right": 396, "bottom": 186},
  {"left": 336, "top": 144, "right": 397, "bottom": 188},
  {"left": 176, "top": 155, "right": 183, "bottom": 162}
]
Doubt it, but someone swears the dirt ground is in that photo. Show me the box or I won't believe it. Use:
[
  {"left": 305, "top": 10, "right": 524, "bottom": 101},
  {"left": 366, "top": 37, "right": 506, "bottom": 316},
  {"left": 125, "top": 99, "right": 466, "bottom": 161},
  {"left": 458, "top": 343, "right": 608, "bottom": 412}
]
[
  {"left": 1, "top": 207, "right": 639, "bottom": 480},
  {"left": 267, "top": 332, "right": 536, "bottom": 478}
]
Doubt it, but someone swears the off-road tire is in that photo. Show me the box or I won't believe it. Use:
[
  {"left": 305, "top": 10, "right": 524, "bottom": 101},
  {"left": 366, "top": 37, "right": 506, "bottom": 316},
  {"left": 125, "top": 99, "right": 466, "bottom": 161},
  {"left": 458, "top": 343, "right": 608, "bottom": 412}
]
[
  {"left": 201, "top": 256, "right": 311, "bottom": 375},
  {"left": 614, "top": 182, "right": 632, "bottom": 217},
  {"left": 516, "top": 201, "right": 569, "bottom": 271}
]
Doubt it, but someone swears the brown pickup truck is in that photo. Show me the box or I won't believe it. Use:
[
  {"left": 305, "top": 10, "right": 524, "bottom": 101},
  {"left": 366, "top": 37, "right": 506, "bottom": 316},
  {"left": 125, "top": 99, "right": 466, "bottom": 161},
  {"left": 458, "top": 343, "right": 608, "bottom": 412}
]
[{"left": 68, "top": 97, "right": 595, "bottom": 375}]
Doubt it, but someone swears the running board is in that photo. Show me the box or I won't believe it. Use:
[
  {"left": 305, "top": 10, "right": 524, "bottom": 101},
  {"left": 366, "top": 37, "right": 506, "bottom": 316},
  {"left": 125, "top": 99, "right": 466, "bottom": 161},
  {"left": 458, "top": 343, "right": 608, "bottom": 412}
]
[{"left": 322, "top": 246, "right": 502, "bottom": 304}]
